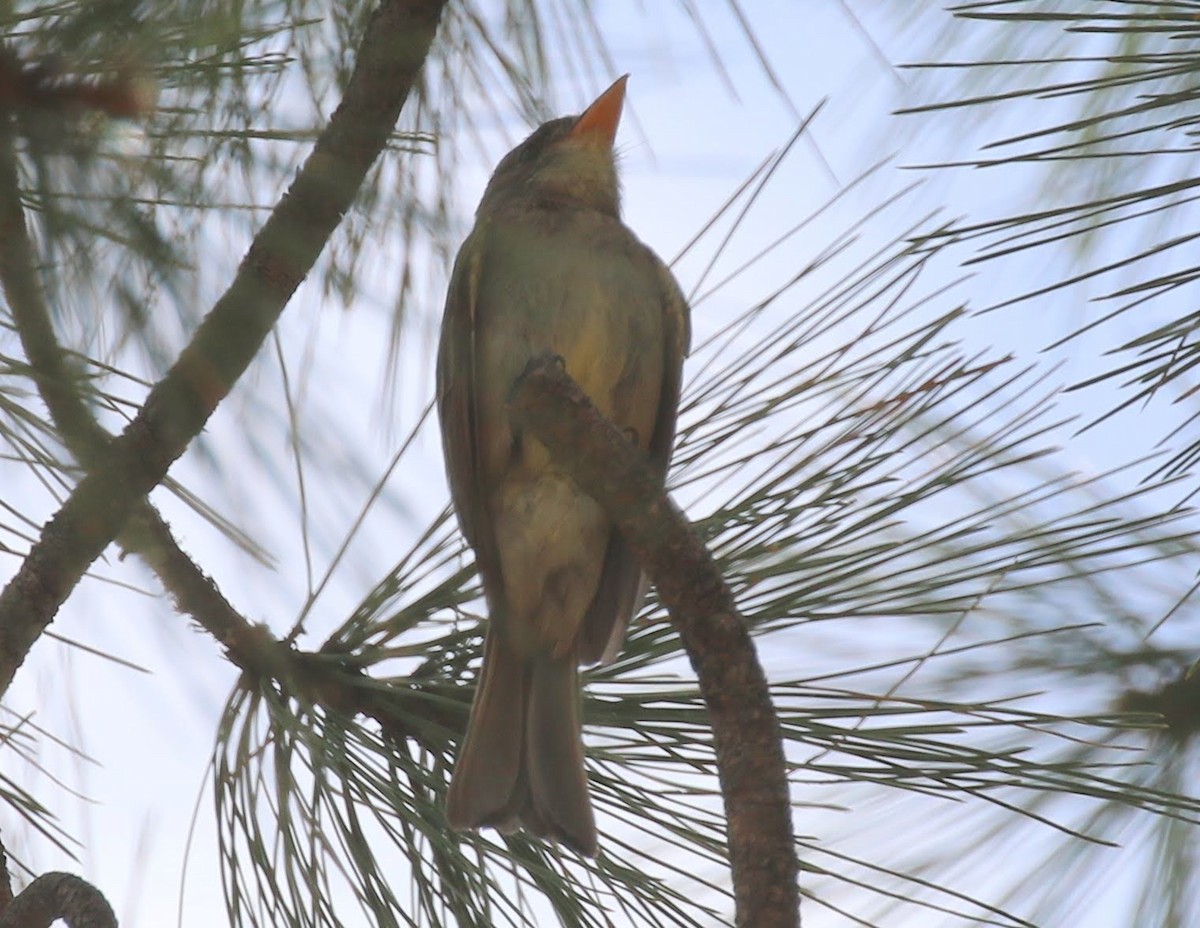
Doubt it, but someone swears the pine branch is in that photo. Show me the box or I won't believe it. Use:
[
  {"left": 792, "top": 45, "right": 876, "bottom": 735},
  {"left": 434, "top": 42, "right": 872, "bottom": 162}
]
[
  {"left": 0, "top": 0, "right": 448, "bottom": 699},
  {"left": 0, "top": 129, "right": 393, "bottom": 709},
  {"left": 1, "top": 97, "right": 448, "bottom": 767},
  {"left": 0, "top": 92, "right": 273, "bottom": 671},
  {"left": 510, "top": 354, "right": 800, "bottom": 928},
  {"left": 0, "top": 872, "right": 115, "bottom": 928}
]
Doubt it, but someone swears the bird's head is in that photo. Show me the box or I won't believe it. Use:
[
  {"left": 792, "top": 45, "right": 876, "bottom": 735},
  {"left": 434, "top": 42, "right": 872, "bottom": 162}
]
[{"left": 478, "top": 75, "right": 628, "bottom": 218}]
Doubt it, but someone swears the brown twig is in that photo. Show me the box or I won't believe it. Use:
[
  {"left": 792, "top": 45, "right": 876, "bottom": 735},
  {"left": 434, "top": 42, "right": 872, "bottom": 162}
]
[
  {"left": 0, "top": 872, "right": 116, "bottom": 928},
  {"left": 0, "top": 48, "right": 152, "bottom": 121},
  {"left": 0, "top": 0, "right": 448, "bottom": 699},
  {"left": 509, "top": 355, "right": 800, "bottom": 928}
]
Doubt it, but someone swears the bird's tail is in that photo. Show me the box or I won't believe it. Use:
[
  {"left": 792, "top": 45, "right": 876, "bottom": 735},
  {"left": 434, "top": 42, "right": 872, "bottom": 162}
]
[
  {"left": 526, "top": 650, "right": 596, "bottom": 854},
  {"left": 446, "top": 631, "right": 597, "bottom": 856}
]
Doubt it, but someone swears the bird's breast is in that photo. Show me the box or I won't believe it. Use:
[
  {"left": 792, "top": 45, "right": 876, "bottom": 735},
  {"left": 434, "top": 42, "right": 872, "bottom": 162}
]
[{"left": 474, "top": 213, "right": 666, "bottom": 478}]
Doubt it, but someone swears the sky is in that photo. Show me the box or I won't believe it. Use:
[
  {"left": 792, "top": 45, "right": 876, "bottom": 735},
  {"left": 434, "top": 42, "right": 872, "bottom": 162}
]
[{"left": 1, "top": 2, "right": 1197, "bottom": 927}]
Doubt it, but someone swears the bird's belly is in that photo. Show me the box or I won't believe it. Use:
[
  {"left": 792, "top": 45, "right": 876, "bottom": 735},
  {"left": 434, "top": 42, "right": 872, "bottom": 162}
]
[{"left": 475, "top": 231, "right": 664, "bottom": 654}]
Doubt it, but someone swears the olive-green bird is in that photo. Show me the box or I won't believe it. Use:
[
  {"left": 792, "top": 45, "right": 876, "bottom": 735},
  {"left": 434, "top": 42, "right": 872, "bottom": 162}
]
[{"left": 436, "top": 76, "right": 690, "bottom": 857}]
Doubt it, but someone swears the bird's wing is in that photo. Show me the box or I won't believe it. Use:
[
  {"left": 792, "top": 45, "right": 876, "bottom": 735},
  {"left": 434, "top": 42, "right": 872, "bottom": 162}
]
[
  {"left": 578, "top": 249, "right": 691, "bottom": 666},
  {"left": 647, "top": 252, "right": 692, "bottom": 473},
  {"left": 436, "top": 227, "right": 506, "bottom": 606}
]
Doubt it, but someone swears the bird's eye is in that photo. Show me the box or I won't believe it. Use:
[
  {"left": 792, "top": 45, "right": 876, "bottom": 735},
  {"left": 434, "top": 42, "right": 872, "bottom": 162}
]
[
  {"left": 514, "top": 119, "right": 572, "bottom": 165},
  {"left": 493, "top": 146, "right": 530, "bottom": 177},
  {"left": 517, "top": 141, "right": 542, "bottom": 164}
]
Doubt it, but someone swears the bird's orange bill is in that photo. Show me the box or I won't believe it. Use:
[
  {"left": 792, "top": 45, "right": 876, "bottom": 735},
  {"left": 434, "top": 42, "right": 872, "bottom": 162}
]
[{"left": 570, "top": 75, "right": 629, "bottom": 148}]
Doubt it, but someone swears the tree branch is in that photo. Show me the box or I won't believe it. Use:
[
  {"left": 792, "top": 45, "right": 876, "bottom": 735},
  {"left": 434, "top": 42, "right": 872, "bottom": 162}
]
[
  {"left": 1, "top": 81, "right": 441, "bottom": 743},
  {"left": 509, "top": 355, "right": 800, "bottom": 928},
  {"left": 0, "top": 115, "right": 444, "bottom": 730},
  {"left": 0, "top": 0, "right": 448, "bottom": 699},
  {"left": 0, "top": 873, "right": 116, "bottom": 928},
  {"left": 0, "top": 94, "right": 277, "bottom": 667}
]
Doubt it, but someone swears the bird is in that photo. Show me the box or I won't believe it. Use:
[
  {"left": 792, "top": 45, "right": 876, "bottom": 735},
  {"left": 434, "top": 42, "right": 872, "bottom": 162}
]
[{"left": 436, "top": 75, "right": 690, "bottom": 857}]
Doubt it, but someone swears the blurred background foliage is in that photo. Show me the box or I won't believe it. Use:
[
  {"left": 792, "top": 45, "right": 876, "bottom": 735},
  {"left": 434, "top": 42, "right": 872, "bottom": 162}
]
[{"left": 2, "top": 1, "right": 1200, "bottom": 926}]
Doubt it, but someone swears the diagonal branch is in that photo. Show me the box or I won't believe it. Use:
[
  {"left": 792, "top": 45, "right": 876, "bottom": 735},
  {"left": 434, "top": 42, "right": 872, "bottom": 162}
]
[
  {"left": 509, "top": 355, "right": 800, "bottom": 928},
  {"left": 0, "top": 0, "right": 448, "bottom": 699}
]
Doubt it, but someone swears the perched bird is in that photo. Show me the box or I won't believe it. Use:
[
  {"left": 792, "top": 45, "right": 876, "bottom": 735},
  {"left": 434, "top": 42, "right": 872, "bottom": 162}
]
[{"left": 436, "top": 76, "right": 690, "bottom": 857}]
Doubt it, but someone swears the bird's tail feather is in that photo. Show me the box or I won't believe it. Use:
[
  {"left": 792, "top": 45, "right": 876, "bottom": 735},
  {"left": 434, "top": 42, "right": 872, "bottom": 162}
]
[
  {"left": 526, "top": 653, "right": 596, "bottom": 855},
  {"left": 446, "top": 633, "right": 597, "bottom": 856},
  {"left": 446, "top": 632, "right": 527, "bottom": 831}
]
